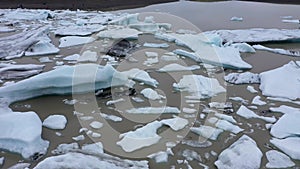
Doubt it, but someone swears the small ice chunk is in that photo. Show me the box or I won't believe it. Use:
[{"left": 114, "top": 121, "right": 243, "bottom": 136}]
[
  {"left": 181, "top": 140, "right": 212, "bottom": 148},
  {"left": 63, "top": 54, "right": 80, "bottom": 61},
  {"left": 89, "top": 121, "right": 103, "bottom": 129},
  {"left": 51, "top": 143, "right": 79, "bottom": 155},
  {"left": 25, "top": 40, "right": 59, "bottom": 56},
  {"left": 122, "top": 68, "right": 159, "bottom": 87},
  {"left": 215, "top": 135, "right": 262, "bottom": 169},
  {"left": 270, "top": 110, "right": 300, "bottom": 138},
  {"left": 183, "top": 107, "right": 197, "bottom": 114},
  {"left": 148, "top": 151, "right": 170, "bottom": 163},
  {"left": 91, "top": 132, "right": 101, "bottom": 138},
  {"left": 141, "top": 88, "right": 165, "bottom": 100},
  {"left": 267, "top": 97, "right": 300, "bottom": 105},
  {"left": 161, "top": 116, "right": 188, "bottom": 131},
  {"left": 100, "top": 113, "right": 122, "bottom": 122},
  {"left": 131, "top": 97, "right": 144, "bottom": 103},
  {"left": 144, "top": 57, "right": 159, "bottom": 65},
  {"left": 251, "top": 96, "right": 267, "bottom": 106},
  {"left": 237, "top": 105, "right": 276, "bottom": 123},
  {"left": 253, "top": 44, "right": 300, "bottom": 57},
  {"left": 72, "top": 135, "right": 85, "bottom": 141},
  {"left": 259, "top": 61, "right": 300, "bottom": 100},
  {"left": 145, "top": 51, "right": 158, "bottom": 57},
  {"left": 266, "top": 150, "right": 295, "bottom": 168},
  {"left": 225, "top": 72, "right": 260, "bottom": 84},
  {"left": 230, "top": 43, "right": 255, "bottom": 53},
  {"left": 181, "top": 149, "right": 202, "bottom": 162},
  {"left": 157, "top": 63, "right": 200, "bottom": 72},
  {"left": 190, "top": 125, "right": 223, "bottom": 140},
  {"left": 215, "top": 113, "right": 237, "bottom": 124},
  {"left": 59, "top": 36, "right": 95, "bottom": 48},
  {"left": 43, "top": 115, "right": 67, "bottom": 130},
  {"left": 39, "top": 56, "right": 52, "bottom": 63},
  {"left": 161, "top": 54, "right": 178, "bottom": 61},
  {"left": 229, "top": 96, "right": 248, "bottom": 104},
  {"left": 282, "top": 19, "right": 300, "bottom": 24},
  {"left": 143, "top": 43, "right": 169, "bottom": 48},
  {"left": 247, "top": 85, "right": 258, "bottom": 93},
  {"left": 55, "top": 61, "right": 64, "bottom": 66},
  {"left": 82, "top": 142, "right": 104, "bottom": 155},
  {"left": 106, "top": 98, "right": 125, "bottom": 105},
  {"left": 77, "top": 50, "right": 98, "bottom": 62},
  {"left": 230, "top": 16, "right": 243, "bottom": 21},
  {"left": 126, "top": 106, "right": 180, "bottom": 114},
  {"left": 270, "top": 137, "right": 300, "bottom": 160}
]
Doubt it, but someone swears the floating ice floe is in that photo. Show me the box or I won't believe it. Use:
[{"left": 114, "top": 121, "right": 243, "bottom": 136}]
[
  {"left": 100, "top": 113, "right": 122, "bottom": 122},
  {"left": 89, "top": 121, "right": 103, "bottom": 129},
  {"left": 270, "top": 109, "right": 300, "bottom": 138},
  {"left": 205, "top": 28, "right": 300, "bottom": 43},
  {"left": 215, "top": 113, "right": 237, "bottom": 124},
  {"left": 282, "top": 19, "right": 300, "bottom": 24},
  {"left": 126, "top": 106, "right": 180, "bottom": 114},
  {"left": 33, "top": 152, "right": 149, "bottom": 169},
  {"left": 0, "top": 26, "right": 48, "bottom": 59},
  {"left": 237, "top": 105, "right": 276, "bottom": 123},
  {"left": 212, "top": 118, "right": 244, "bottom": 134},
  {"left": 0, "top": 64, "right": 129, "bottom": 103},
  {"left": 259, "top": 61, "right": 300, "bottom": 100},
  {"left": 117, "top": 117, "right": 187, "bottom": 152},
  {"left": 122, "top": 68, "right": 158, "bottom": 87},
  {"left": 63, "top": 54, "right": 80, "bottom": 61},
  {"left": 247, "top": 86, "right": 258, "bottom": 93},
  {"left": 0, "top": 111, "right": 49, "bottom": 159},
  {"left": 267, "top": 97, "right": 300, "bottom": 105},
  {"left": 181, "top": 139, "right": 212, "bottom": 148},
  {"left": 229, "top": 96, "right": 248, "bottom": 104},
  {"left": 54, "top": 25, "right": 106, "bottom": 36},
  {"left": 72, "top": 135, "right": 85, "bottom": 141},
  {"left": 253, "top": 44, "right": 300, "bottom": 57},
  {"left": 190, "top": 125, "right": 223, "bottom": 140},
  {"left": 215, "top": 135, "right": 262, "bottom": 169},
  {"left": 51, "top": 142, "right": 79, "bottom": 155},
  {"left": 157, "top": 63, "right": 200, "bottom": 72},
  {"left": 143, "top": 43, "right": 169, "bottom": 48},
  {"left": 25, "top": 35, "right": 59, "bottom": 56},
  {"left": 148, "top": 150, "right": 172, "bottom": 163},
  {"left": 266, "top": 150, "right": 295, "bottom": 168},
  {"left": 145, "top": 51, "right": 158, "bottom": 57},
  {"left": 270, "top": 137, "right": 300, "bottom": 160},
  {"left": 59, "top": 36, "right": 95, "bottom": 48},
  {"left": 269, "top": 105, "right": 300, "bottom": 114},
  {"left": 43, "top": 115, "right": 67, "bottom": 130},
  {"left": 0, "top": 64, "right": 44, "bottom": 80},
  {"left": 173, "top": 75, "right": 226, "bottom": 99},
  {"left": 229, "top": 43, "right": 255, "bottom": 53},
  {"left": 251, "top": 96, "right": 267, "bottom": 106},
  {"left": 97, "top": 27, "right": 142, "bottom": 39},
  {"left": 106, "top": 98, "right": 125, "bottom": 105},
  {"left": 82, "top": 142, "right": 104, "bottom": 155},
  {"left": 230, "top": 16, "right": 243, "bottom": 22},
  {"left": 141, "top": 88, "right": 165, "bottom": 100},
  {"left": 224, "top": 72, "right": 260, "bottom": 84}
]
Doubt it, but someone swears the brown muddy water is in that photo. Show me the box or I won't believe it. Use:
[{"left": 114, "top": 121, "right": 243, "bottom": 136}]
[{"left": 1, "top": 1, "right": 300, "bottom": 169}]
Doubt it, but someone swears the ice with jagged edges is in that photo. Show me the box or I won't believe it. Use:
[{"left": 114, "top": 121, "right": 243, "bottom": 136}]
[
  {"left": 266, "top": 150, "right": 295, "bottom": 168},
  {"left": 25, "top": 35, "right": 59, "bottom": 56},
  {"left": 0, "top": 64, "right": 129, "bottom": 104},
  {"left": 0, "top": 111, "right": 49, "bottom": 159},
  {"left": 237, "top": 105, "right": 276, "bottom": 123},
  {"left": 173, "top": 75, "right": 226, "bottom": 100},
  {"left": 0, "top": 64, "right": 44, "bottom": 80},
  {"left": 253, "top": 44, "right": 300, "bottom": 57},
  {"left": 259, "top": 61, "right": 300, "bottom": 100},
  {"left": 215, "top": 135, "right": 262, "bottom": 169},
  {"left": 270, "top": 137, "right": 300, "bottom": 160},
  {"left": 43, "top": 115, "right": 67, "bottom": 130},
  {"left": 117, "top": 117, "right": 188, "bottom": 152},
  {"left": 155, "top": 32, "right": 252, "bottom": 69},
  {"left": 205, "top": 28, "right": 300, "bottom": 43},
  {"left": 157, "top": 63, "right": 200, "bottom": 72},
  {"left": 59, "top": 36, "right": 95, "bottom": 48},
  {"left": 97, "top": 27, "right": 142, "bottom": 39},
  {"left": 122, "top": 68, "right": 159, "bottom": 87},
  {"left": 141, "top": 88, "right": 165, "bottom": 100},
  {"left": 270, "top": 108, "right": 300, "bottom": 139},
  {"left": 224, "top": 72, "right": 260, "bottom": 84}
]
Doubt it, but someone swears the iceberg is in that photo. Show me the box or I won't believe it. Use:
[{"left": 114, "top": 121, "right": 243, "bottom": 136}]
[
  {"left": 0, "top": 111, "right": 49, "bottom": 159},
  {"left": 270, "top": 110, "right": 300, "bottom": 138},
  {"left": 253, "top": 44, "right": 300, "bottom": 57},
  {"left": 173, "top": 75, "right": 226, "bottom": 99},
  {"left": 0, "top": 64, "right": 129, "bottom": 104},
  {"left": 266, "top": 150, "right": 295, "bottom": 168},
  {"left": 230, "top": 16, "right": 243, "bottom": 22},
  {"left": 205, "top": 28, "right": 300, "bottom": 43},
  {"left": 0, "top": 64, "right": 44, "bottom": 80},
  {"left": 237, "top": 105, "right": 276, "bottom": 123},
  {"left": 224, "top": 72, "right": 260, "bottom": 84},
  {"left": 43, "top": 115, "right": 67, "bottom": 130},
  {"left": 270, "top": 137, "right": 300, "bottom": 160},
  {"left": 259, "top": 61, "right": 300, "bottom": 100},
  {"left": 215, "top": 135, "right": 262, "bottom": 169},
  {"left": 59, "top": 36, "right": 95, "bottom": 48},
  {"left": 157, "top": 63, "right": 200, "bottom": 72}
]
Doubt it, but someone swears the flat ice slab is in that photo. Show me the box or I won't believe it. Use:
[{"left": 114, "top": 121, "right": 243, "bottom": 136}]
[
  {"left": 157, "top": 63, "right": 200, "bottom": 72},
  {"left": 224, "top": 72, "right": 260, "bottom": 84},
  {"left": 59, "top": 36, "right": 95, "bottom": 48},
  {"left": 266, "top": 150, "right": 295, "bottom": 168},
  {"left": 237, "top": 105, "right": 276, "bottom": 123},
  {"left": 43, "top": 115, "right": 67, "bottom": 130},
  {"left": 253, "top": 44, "right": 300, "bottom": 57},
  {"left": 0, "top": 111, "right": 49, "bottom": 159},
  {"left": 270, "top": 137, "right": 300, "bottom": 160},
  {"left": 259, "top": 61, "right": 300, "bottom": 100},
  {"left": 205, "top": 28, "right": 300, "bottom": 43},
  {"left": 215, "top": 135, "right": 262, "bottom": 169}
]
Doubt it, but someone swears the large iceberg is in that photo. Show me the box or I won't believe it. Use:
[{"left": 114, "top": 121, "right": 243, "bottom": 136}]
[
  {"left": 259, "top": 61, "right": 300, "bottom": 100},
  {"left": 205, "top": 28, "right": 300, "bottom": 43},
  {"left": 0, "top": 111, "right": 49, "bottom": 159},
  {"left": 0, "top": 64, "right": 129, "bottom": 103},
  {"left": 215, "top": 135, "right": 262, "bottom": 169}
]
